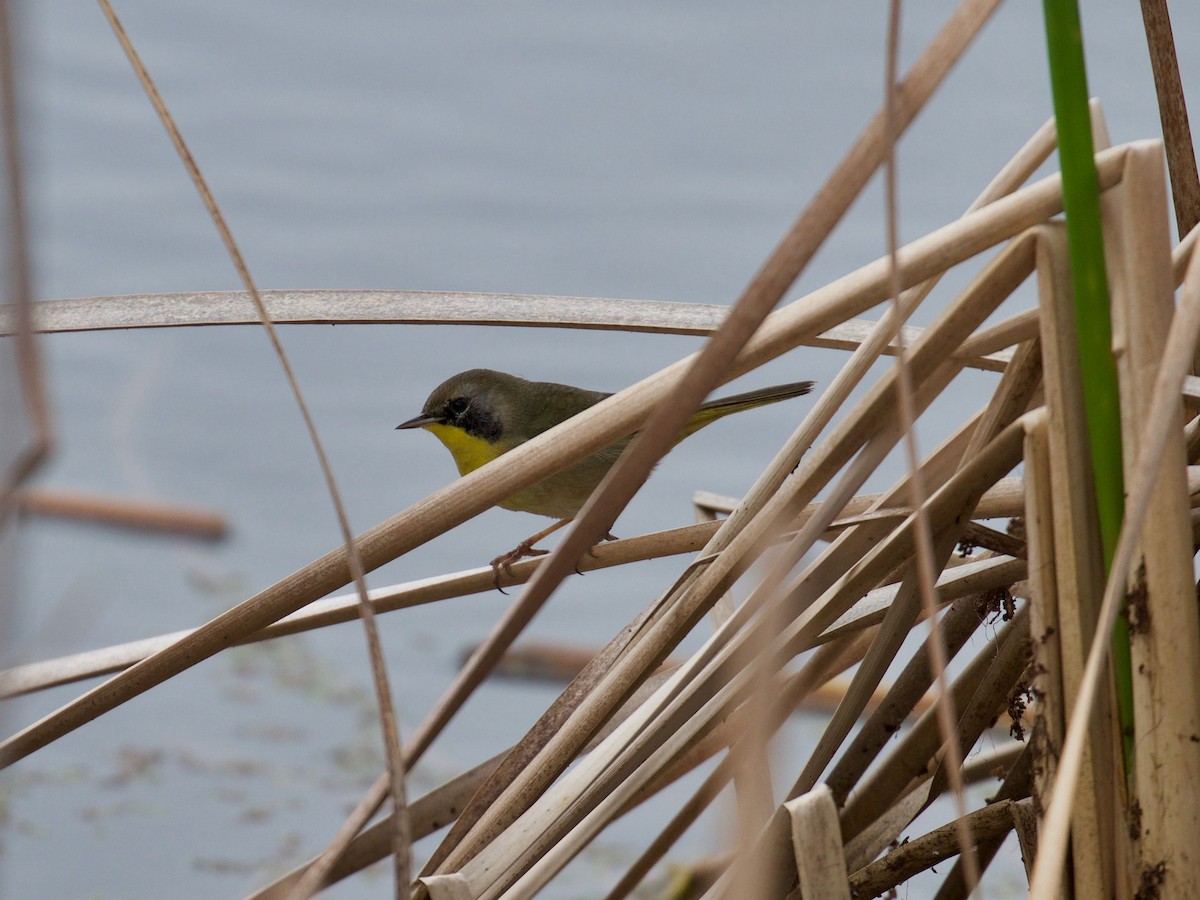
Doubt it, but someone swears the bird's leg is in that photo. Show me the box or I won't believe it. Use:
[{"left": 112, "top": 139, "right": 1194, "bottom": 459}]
[
  {"left": 490, "top": 522, "right": 623, "bottom": 590},
  {"left": 574, "top": 531, "right": 620, "bottom": 576},
  {"left": 491, "top": 517, "right": 572, "bottom": 591}
]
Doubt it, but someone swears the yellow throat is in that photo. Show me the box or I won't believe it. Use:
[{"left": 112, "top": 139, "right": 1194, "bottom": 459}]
[{"left": 425, "top": 422, "right": 507, "bottom": 477}]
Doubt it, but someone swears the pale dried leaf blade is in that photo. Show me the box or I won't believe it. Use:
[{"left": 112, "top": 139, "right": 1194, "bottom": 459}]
[{"left": 786, "top": 785, "right": 851, "bottom": 900}]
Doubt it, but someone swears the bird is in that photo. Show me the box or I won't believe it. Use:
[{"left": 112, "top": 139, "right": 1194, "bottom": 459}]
[{"left": 397, "top": 368, "right": 814, "bottom": 587}]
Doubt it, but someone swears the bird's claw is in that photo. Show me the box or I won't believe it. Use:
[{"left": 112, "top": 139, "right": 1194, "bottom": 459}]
[
  {"left": 489, "top": 531, "right": 618, "bottom": 591},
  {"left": 490, "top": 541, "right": 550, "bottom": 592}
]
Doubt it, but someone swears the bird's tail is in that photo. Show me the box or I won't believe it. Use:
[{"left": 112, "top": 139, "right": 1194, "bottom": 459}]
[{"left": 677, "top": 380, "right": 815, "bottom": 441}]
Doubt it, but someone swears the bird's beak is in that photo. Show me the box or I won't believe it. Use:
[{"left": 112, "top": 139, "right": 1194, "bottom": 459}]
[{"left": 396, "top": 413, "right": 440, "bottom": 430}]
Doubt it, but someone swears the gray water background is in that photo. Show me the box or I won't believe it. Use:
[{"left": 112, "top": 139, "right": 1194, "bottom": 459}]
[{"left": 3, "top": 2, "right": 1198, "bottom": 897}]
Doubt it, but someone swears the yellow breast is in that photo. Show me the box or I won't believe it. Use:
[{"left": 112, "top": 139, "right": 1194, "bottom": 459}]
[{"left": 426, "top": 423, "right": 507, "bottom": 476}]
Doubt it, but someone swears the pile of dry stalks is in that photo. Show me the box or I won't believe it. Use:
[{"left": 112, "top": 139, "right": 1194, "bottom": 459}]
[{"left": 5, "top": 0, "right": 1200, "bottom": 897}]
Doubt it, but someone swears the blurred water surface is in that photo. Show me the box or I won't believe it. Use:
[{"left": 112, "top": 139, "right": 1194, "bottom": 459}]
[{"left": 3, "top": 2, "right": 1197, "bottom": 896}]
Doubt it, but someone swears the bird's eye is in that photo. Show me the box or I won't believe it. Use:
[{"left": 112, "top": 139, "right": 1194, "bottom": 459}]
[{"left": 447, "top": 397, "right": 470, "bottom": 416}]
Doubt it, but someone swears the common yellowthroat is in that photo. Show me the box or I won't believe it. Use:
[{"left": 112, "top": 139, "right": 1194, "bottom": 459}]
[{"left": 397, "top": 368, "right": 814, "bottom": 583}]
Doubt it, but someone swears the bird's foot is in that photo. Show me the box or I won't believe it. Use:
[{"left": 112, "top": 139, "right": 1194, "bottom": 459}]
[{"left": 490, "top": 540, "right": 550, "bottom": 593}]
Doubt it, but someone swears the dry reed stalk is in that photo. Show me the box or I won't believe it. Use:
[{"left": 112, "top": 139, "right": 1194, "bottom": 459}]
[
  {"left": 723, "top": 603, "right": 792, "bottom": 900},
  {"left": 15, "top": 488, "right": 228, "bottom": 539},
  {"left": 955, "top": 307, "right": 1040, "bottom": 361},
  {"left": 842, "top": 783, "right": 931, "bottom": 875},
  {"left": 723, "top": 419, "right": 1027, "bottom": 894},
  {"left": 695, "top": 505, "right": 775, "bottom": 855},
  {"left": 681, "top": 255, "right": 1036, "bottom": 787},
  {"left": 722, "top": 608, "right": 778, "bottom": 883},
  {"left": 692, "top": 313, "right": 1010, "bottom": 726},
  {"left": 1107, "top": 143, "right": 1200, "bottom": 894},
  {"left": 1176, "top": 221, "right": 1200, "bottom": 278},
  {"left": 817, "top": 553, "right": 1025, "bottom": 647},
  {"left": 813, "top": 345, "right": 1038, "bottom": 829},
  {"left": 496, "top": 662, "right": 802, "bottom": 900},
  {"left": 880, "top": 0, "right": 979, "bottom": 876},
  {"left": 791, "top": 529, "right": 977, "bottom": 796},
  {"left": 733, "top": 232, "right": 1033, "bottom": 620},
  {"left": 816, "top": 345, "right": 1038, "bottom": 812},
  {"left": 0, "top": 0, "right": 53, "bottom": 525},
  {"left": 461, "top": 572, "right": 891, "bottom": 894},
  {"left": 762, "top": 231, "right": 1031, "bottom": 545},
  {"left": 602, "top": 638, "right": 872, "bottom": 900},
  {"left": 1032, "top": 147, "right": 1200, "bottom": 896},
  {"left": 921, "top": 605, "right": 1032, "bottom": 800},
  {"left": 1032, "top": 220, "right": 1119, "bottom": 899},
  {"left": 1138, "top": 0, "right": 1200, "bottom": 238},
  {"left": 0, "top": 289, "right": 1013, "bottom": 372},
  {"left": 696, "top": 476, "right": 1021, "bottom": 520},
  {"left": 1022, "top": 407, "right": 1064, "bottom": 813},
  {"left": 422, "top": 674, "right": 730, "bottom": 897},
  {"left": 846, "top": 799, "right": 1019, "bottom": 898},
  {"left": 820, "top": 348, "right": 1046, "bottom": 844}
]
